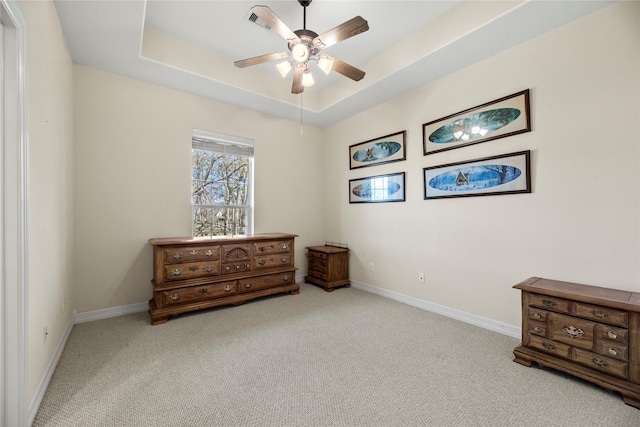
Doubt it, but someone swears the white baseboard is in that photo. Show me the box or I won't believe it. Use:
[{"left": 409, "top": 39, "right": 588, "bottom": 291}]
[
  {"left": 350, "top": 280, "right": 521, "bottom": 339},
  {"left": 28, "top": 314, "right": 74, "bottom": 426},
  {"left": 73, "top": 301, "right": 149, "bottom": 324}
]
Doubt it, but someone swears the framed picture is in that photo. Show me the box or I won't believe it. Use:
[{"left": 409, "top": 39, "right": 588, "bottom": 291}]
[
  {"left": 423, "top": 150, "right": 531, "bottom": 200},
  {"left": 349, "top": 131, "right": 406, "bottom": 170},
  {"left": 349, "top": 172, "right": 406, "bottom": 203},
  {"left": 422, "top": 89, "right": 530, "bottom": 155}
]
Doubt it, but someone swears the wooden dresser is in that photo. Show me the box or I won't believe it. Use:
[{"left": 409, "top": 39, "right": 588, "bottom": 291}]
[
  {"left": 513, "top": 277, "right": 640, "bottom": 408},
  {"left": 304, "top": 245, "right": 350, "bottom": 292},
  {"left": 148, "top": 233, "right": 299, "bottom": 324}
]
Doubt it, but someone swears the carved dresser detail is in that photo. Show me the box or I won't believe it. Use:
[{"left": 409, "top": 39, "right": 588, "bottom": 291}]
[
  {"left": 513, "top": 276, "right": 640, "bottom": 409},
  {"left": 148, "top": 233, "right": 299, "bottom": 324},
  {"left": 304, "top": 245, "right": 350, "bottom": 292}
]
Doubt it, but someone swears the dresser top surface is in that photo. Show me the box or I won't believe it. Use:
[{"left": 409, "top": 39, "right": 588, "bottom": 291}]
[
  {"left": 149, "top": 233, "right": 298, "bottom": 246},
  {"left": 514, "top": 277, "right": 640, "bottom": 311}
]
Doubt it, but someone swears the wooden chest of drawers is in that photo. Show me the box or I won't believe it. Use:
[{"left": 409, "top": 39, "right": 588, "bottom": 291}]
[
  {"left": 513, "top": 277, "right": 640, "bottom": 409},
  {"left": 148, "top": 233, "right": 299, "bottom": 324},
  {"left": 304, "top": 245, "right": 350, "bottom": 292}
]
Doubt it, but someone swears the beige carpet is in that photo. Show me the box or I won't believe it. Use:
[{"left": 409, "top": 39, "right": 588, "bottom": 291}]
[{"left": 33, "top": 283, "right": 640, "bottom": 426}]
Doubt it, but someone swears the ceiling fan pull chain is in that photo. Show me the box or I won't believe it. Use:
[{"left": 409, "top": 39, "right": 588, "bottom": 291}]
[{"left": 300, "top": 93, "right": 304, "bottom": 135}]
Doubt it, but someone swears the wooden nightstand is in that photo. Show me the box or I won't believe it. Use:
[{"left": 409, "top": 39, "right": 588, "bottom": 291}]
[{"left": 304, "top": 245, "right": 350, "bottom": 292}]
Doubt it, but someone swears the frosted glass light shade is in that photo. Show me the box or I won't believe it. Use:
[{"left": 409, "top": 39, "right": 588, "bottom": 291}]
[
  {"left": 276, "top": 61, "right": 292, "bottom": 78},
  {"left": 302, "top": 69, "right": 314, "bottom": 87},
  {"left": 317, "top": 56, "right": 334, "bottom": 75}
]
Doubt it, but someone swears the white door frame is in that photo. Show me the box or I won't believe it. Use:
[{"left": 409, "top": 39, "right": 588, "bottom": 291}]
[{"left": 1, "top": 0, "right": 28, "bottom": 426}]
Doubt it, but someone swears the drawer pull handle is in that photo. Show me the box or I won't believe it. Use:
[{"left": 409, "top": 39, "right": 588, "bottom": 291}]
[
  {"left": 608, "top": 347, "right": 618, "bottom": 356},
  {"left": 205, "top": 250, "right": 214, "bottom": 257},
  {"left": 542, "top": 342, "right": 556, "bottom": 350},
  {"left": 199, "top": 288, "right": 208, "bottom": 294},
  {"left": 224, "top": 285, "right": 232, "bottom": 292},
  {"left": 205, "top": 266, "right": 214, "bottom": 273},
  {"left": 189, "top": 266, "right": 198, "bottom": 272},
  {"left": 258, "top": 260, "right": 266, "bottom": 265},
  {"left": 562, "top": 325, "right": 585, "bottom": 338},
  {"left": 283, "top": 275, "right": 290, "bottom": 281},
  {"left": 541, "top": 299, "right": 556, "bottom": 308},
  {"left": 533, "top": 313, "right": 542, "bottom": 320},
  {"left": 189, "top": 250, "right": 198, "bottom": 255},
  {"left": 592, "top": 309, "right": 609, "bottom": 319},
  {"left": 170, "top": 293, "right": 180, "bottom": 301},
  {"left": 172, "top": 253, "right": 182, "bottom": 260},
  {"left": 281, "top": 257, "right": 287, "bottom": 263},
  {"left": 281, "top": 243, "right": 289, "bottom": 250},
  {"left": 607, "top": 331, "right": 618, "bottom": 340},
  {"left": 244, "top": 283, "right": 251, "bottom": 288},
  {"left": 533, "top": 327, "right": 542, "bottom": 333},
  {"left": 592, "top": 358, "right": 608, "bottom": 367},
  {"left": 236, "top": 265, "right": 241, "bottom": 269},
  {"left": 171, "top": 268, "right": 182, "bottom": 276}
]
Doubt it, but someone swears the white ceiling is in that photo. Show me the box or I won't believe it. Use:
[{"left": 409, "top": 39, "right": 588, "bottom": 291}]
[{"left": 53, "top": 0, "right": 615, "bottom": 128}]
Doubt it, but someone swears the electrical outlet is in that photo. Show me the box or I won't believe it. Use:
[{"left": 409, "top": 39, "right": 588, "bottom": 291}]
[
  {"left": 43, "top": 324, "right": 48, "bottom": 343},
  {"left": 369, "top": 263, "right": 374, "bottom": 273},
  {"left": 417, "top": 273, "right": 425, "bottom": 283}
]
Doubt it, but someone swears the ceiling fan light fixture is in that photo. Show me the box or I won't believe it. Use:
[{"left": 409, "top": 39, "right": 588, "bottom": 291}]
[
  {"left": 302, "top": 68, "right": 315, "bottom": 87},
  {"left": 317, "top": 56, "right": 334, "bottom": 75},
  {"left": 291, "top": 43, "right": 309, "bottom": 63},
  {"left": 276, "top": 61, "right": 292, "bottom": 78}
]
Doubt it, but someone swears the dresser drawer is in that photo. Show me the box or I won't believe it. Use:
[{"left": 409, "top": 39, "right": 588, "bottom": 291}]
[
  {"left": 574, "top": 348, "right": 628, "bottom": 379},
  {"left": 528, "top": 308, "right": 548, "bottom": 322},
  {"left": 528, "top": 335, "right": 572, "bottom": 359},
  {"left": 528, "top": 320, "right": 547, "bottom": 337},
  {"left": 575, "top": 302, "right": 628, "bottom": 327},
  {"left": 254, "top": 253, "right": 292, "bottom": 270},
  {"left": 164, "top": 261, "right": 221, "bottom": 281},
  {"left": 163, "top": 245, "right": 220, "bottom": 264},
  {"left": 163, "top": 281, "right": 237, "bottom": 306},
  {"left": 221, "top": 261, "right": 252, "bottom": 275},
  {"left": 254, "top": 240, "right": 292, "bottom": 255},
  {"left": 595, "top": 324, "right": 628, "bottom": 345},
  {"left": 239, "top": 272, "right": 295, "bottom": 293},
  {"left": 595, "top": 340, "right": 628, "bottom": 362},
  {"left": 547, "top": 312, "right": 595, "bottom": 350},
  {"left": 529, "top": 293, "right": 571, "bottom": 314}
]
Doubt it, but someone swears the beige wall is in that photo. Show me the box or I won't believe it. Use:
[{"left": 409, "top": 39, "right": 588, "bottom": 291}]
[
  {"left": 324, "top": 1, "right": 640, "bottom": 326},
  {"left": 72, "top": 65, "right": 325, "bottom": 313},
  {"left": 21, "top": 0, "right": 75, "bottom": 401}
]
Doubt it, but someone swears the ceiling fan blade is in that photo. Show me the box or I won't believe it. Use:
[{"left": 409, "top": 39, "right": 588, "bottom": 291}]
[
  {"left": 312, "top": 16, "right": 369, "bottom": 49},
  {"left": 234, "top": 52, "right": 289, "bottom": 68},
  {"left": 291, "top": 66, "right": 304, "bottom": 94},
  {"left": 327, "top": 57, "right": 366, "bottom": 81},
  {"left": 250, "top": 5, "right": 300, "bottom": 44}
]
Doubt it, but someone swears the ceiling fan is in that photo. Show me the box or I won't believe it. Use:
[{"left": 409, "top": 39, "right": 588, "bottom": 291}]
[{"left": 234, "top": 0, "right": 369, "bottom": 94}]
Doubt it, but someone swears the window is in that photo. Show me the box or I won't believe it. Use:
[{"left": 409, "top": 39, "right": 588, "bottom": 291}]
[{"left": 191, "top": 129, "right": 254, "bottom": 237}]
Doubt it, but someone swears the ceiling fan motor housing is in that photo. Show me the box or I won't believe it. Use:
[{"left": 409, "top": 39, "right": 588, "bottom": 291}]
[{"left": 289, "top": 29, "right": 320, "bottom": 63}]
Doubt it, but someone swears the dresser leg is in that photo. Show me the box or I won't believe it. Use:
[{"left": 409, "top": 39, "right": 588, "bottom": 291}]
[
  {"left": 622, "top": 394, "right": 640, "bottom": 409},
  {"left": 513, "top": 347, "right": 533, "bottom": 367}
]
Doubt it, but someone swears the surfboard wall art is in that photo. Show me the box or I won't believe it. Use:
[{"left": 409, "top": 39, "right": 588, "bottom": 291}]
[
  {"left": 349, "top": 172, "right": 405, "bottom": 203},
  {"left": 349, "top": 131, "right": 406, "bottom": 170},
  {"left": 423, "top": 151, "right": 531, "bottom": 200},
  {"left": 422, "top": 90, "right": 531, "bottom": 155}
]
